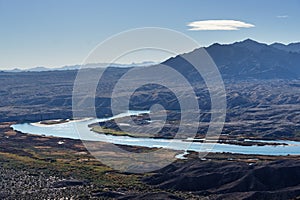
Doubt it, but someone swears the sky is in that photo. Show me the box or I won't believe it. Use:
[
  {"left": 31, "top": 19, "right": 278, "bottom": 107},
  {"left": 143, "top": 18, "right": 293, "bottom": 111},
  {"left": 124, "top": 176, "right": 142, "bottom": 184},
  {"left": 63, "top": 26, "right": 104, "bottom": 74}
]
[{"left": 0, "top": 0, "right": 300, "bottom": 69}]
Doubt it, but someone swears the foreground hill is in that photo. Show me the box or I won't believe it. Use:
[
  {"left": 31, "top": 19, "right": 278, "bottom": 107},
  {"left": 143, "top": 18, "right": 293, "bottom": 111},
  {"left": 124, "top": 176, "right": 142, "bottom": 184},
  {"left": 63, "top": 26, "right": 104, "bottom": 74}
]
[{"left": 144, "top": 157, "right": 300, "bottom": 200}]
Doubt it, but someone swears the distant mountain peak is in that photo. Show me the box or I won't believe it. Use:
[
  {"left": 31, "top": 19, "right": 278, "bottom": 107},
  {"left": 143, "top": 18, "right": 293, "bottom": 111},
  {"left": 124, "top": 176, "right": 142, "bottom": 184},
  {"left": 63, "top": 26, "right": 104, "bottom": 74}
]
[
  {"left": 232, "top": 39, "right": 268, "bottom": 52},
  {"left": 242, "top": 38, "right": 259, "bottom": 43},
  {"left": 271, "top": 42, "right": 283, "bottom": 46}
]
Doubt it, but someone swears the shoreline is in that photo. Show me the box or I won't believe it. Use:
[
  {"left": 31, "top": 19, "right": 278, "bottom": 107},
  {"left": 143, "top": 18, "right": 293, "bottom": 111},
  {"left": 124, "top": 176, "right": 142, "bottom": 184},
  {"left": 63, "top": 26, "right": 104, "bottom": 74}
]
[
  {"left": 3, "top": 121, "right": 300, "bottom": 159},
  {"left": 10, "top": 118, "right": 300, "bottom": 155},
  {"left": 91, "top": 127, "right": 290, "bottom": 147}
]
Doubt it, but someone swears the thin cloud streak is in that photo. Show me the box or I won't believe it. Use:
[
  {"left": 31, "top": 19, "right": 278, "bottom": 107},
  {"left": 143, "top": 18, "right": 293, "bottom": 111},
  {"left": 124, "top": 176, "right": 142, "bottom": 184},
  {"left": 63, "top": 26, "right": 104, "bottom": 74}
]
[
  {"left": 277, "top": 15, "right": 289, "bottom": 18},
  {"left": 187, "top": 20, "right": 255, "bottom": 31}
]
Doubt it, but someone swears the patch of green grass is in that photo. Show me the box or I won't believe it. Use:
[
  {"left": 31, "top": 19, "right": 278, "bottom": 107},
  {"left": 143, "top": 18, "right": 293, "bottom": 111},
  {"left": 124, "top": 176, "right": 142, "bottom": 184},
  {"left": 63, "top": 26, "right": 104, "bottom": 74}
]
[{"left": 0, "top": 148, "right": 146, "bottom": 190}]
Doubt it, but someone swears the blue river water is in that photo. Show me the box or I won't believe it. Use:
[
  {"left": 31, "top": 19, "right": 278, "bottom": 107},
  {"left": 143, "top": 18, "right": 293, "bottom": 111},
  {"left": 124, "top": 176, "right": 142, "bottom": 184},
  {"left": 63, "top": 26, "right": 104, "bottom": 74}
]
[{"left": 11, "top": 111, "right": 300, "bottom": 156}]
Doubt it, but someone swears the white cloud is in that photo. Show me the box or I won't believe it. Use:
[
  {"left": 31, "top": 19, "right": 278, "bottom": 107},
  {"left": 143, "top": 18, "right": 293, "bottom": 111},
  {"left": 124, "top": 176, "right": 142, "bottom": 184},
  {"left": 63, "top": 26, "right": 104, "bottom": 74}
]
[
  {"left": 187, "top": 20, "right": 255, "bottom": 31},
  {"left": 277, "top": 15, "right": 289, "bottom": 18}
]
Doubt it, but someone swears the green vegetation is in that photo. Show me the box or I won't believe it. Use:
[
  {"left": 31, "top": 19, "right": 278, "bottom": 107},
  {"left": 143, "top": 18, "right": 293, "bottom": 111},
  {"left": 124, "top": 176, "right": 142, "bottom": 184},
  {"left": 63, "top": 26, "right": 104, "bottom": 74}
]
[{"left": 0, "top": 123, "right": 151, "bottom": 192}]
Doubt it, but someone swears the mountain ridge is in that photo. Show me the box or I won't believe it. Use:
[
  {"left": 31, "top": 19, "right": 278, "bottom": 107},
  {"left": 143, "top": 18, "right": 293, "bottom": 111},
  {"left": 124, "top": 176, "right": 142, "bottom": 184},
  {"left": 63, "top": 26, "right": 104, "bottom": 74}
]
[
  {"left": 3, "top": 39, "right": 300, "bottom": 80},
  {"left": 271, "top": 42, "right": 300, "bottom": 53},
  {"left": 162, "top": 38, "right": 300, "bottom": 80},
  {"left": 1, "top": 61, "right": 157, "bottom": 73}
]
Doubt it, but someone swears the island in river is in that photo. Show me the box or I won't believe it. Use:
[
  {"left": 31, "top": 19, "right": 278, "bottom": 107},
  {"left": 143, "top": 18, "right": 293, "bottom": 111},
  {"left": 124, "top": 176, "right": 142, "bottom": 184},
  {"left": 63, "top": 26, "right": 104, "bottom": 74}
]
[{"left": 89, "top": 113, "right": 290, "bottom": 147}]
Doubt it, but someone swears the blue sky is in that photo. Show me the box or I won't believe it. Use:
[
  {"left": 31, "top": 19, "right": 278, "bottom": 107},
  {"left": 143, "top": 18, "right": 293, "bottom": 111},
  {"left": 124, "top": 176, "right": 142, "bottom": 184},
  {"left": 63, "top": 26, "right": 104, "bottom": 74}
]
[{"left": 0, "top": 0, "right": 299, "bottom": 69}]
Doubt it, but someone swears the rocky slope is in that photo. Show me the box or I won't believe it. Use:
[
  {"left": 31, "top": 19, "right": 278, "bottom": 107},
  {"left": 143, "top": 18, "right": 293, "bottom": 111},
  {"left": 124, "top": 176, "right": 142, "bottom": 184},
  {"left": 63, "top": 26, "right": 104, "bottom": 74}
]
[{"left": 144, "top": 158, "right": 300, "bottom": 200}]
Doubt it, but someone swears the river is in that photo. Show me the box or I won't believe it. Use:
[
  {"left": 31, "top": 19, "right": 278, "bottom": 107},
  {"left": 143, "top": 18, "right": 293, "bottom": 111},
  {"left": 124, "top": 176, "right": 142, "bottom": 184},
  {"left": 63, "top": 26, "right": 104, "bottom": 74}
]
[{"left": 11, "top": 111, "right": 300, "bottom": 156}]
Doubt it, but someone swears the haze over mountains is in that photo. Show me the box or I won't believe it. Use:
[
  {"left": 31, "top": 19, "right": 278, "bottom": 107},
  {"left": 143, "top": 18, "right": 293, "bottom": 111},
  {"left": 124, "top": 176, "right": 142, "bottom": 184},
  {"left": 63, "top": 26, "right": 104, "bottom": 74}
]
[
  {"left": 5, "top": 39, "right": 300, "bottom": 81},
  {"left": 2, "top": 61, "right": 156, "bottom": 73}
]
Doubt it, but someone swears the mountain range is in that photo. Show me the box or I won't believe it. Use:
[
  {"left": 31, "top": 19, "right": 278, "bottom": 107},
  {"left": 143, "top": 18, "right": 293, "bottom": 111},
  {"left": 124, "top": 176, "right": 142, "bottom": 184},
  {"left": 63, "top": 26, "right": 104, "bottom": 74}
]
[
  {"left": 162, "top": 39, "right": 300, "bottom": 80},
  {"left": 206, "top": 39, "right": 300, "bottom": 79},
  {"left": 3, "top": 39, "right": 300, "bottom": 80},
  {"left": 2, "top": 61, "right": 156, "bottom": 73}
]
